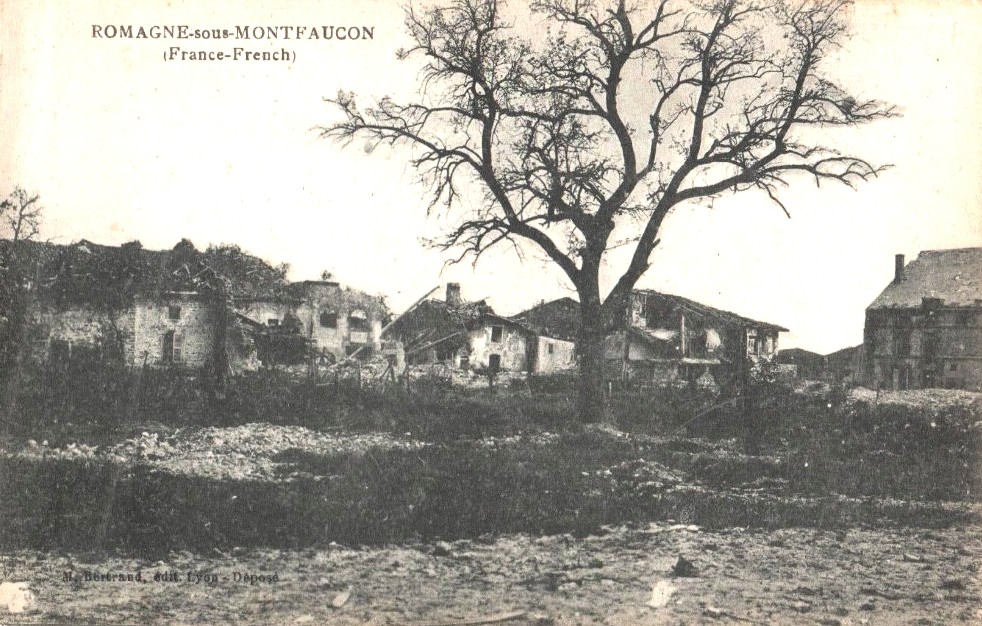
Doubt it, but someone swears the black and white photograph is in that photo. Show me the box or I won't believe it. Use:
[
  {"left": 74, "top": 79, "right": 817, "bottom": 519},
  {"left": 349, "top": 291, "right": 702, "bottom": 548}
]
[{"left": 1, "top": 0, "right": 980, "bottom": 623}]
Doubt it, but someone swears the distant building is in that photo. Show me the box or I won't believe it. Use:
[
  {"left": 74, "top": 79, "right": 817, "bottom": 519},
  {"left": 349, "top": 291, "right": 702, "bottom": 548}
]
[
  {"left": 863, "top": 248, "right": 982, "bottom": 391},
  {"left": 825, "top": 344, "right": 864, "bottom": 386},
  {"left": 775, "top": 347, "right": 825, "bottom": 380}
]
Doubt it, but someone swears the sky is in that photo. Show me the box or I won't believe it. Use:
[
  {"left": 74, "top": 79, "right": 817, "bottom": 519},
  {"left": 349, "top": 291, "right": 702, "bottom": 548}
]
[{"left": 1, "top": 0, "right": 980, "bottom": 354}]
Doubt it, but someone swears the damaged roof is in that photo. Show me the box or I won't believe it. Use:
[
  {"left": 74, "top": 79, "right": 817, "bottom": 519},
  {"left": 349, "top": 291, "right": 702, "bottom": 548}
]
[
  {"left": 386, "top": 297, "right": 497, "bottom": 352},
  {"left": 633, "top": 290, "right": 789, "bottom": 333},
  {"left": 868, "top": 247, "right": 982, "bottom": 310},
  {"left": 511, "top": 297, "right": 580, "bottom": 341},
  {"left": 0, "top": 238, "right": 293, "bottom": 307},
  {"left": 509, "top": 290, "right": 787, "bottom": 339}
]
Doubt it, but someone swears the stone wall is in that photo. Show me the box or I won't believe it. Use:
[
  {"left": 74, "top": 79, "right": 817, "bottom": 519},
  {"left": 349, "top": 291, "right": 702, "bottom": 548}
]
[
  {"left": 31, "top": 305, "right": 135, "bottom": 361},
  {"left": 235, "top": 285, "right": 386, "bottom": 362},
  {"left": 865, "top": 307, "right": 982, "bottom": 391},
  {"left": 533, "top": 335, "right": 576, "bottom": 373},
  {"left": 133, "top": 294, "right": 217, "bottom": 367}
]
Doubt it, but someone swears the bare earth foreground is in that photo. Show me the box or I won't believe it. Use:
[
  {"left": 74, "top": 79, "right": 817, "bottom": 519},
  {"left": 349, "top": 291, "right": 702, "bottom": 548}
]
[{"left": 1, "top": 522, "right": 980, "bottom": 625}]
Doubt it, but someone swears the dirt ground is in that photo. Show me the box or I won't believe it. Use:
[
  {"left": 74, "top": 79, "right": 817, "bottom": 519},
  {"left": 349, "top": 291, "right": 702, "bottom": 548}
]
[{"left": 1, "top": 522, "right": 979, "bottom": 625}]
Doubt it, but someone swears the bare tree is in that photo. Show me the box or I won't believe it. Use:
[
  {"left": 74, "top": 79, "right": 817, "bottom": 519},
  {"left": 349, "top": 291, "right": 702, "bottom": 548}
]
[
  {"left": 0, "top": 187, "right": 44, "bottom": 427},
  {"left": 319, "top": 0, "right": 894, "bottom": 422},
  {"left": 0, "top": 187, "right": 42, "bottom": 243}
]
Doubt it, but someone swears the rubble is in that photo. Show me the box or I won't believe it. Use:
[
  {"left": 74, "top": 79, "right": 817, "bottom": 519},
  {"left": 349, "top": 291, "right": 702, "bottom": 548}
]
[
  {"left": 846, "top": 387, "right": 982, "bottom": 419},
  {"left": 5, "top": 423, "right": 426, "bottom": 482}
]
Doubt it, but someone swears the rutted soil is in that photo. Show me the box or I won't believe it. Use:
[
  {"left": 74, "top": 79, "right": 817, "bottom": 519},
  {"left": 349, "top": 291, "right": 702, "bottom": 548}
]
[
  {"left": 1, "top": 401, "right": 980, "bottom": 624},
  {"left": 2, "top": 523, "right": 979, "bottom": 625}
]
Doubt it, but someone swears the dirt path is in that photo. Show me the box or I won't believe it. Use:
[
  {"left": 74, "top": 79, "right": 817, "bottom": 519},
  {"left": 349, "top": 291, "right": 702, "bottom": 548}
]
[{"left": 2, "top": 523, "right": 979, "bottom": 625}]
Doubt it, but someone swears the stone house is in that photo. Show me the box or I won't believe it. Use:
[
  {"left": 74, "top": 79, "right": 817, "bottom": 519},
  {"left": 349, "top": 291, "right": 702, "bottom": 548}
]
[
  {"left": 387, "top": 283, "right": 532, "bottom": 373},
  {"left": 863, "top": 248, "right": 982, "bottom": 391},
  {"left": 11, "top": 239, "right": 387, "bottom": 371},
  {"left": 506, "top": 291, "right": 786, "bottom": 388},
  {"left": 605, "top": 291, "right": 787, "bottom": 388},
  {"left": 510, "top": 297, "right": 579, "bottom": 374},
  {"left": 235, "top": 281, "right": 386, "bottom": 364}
]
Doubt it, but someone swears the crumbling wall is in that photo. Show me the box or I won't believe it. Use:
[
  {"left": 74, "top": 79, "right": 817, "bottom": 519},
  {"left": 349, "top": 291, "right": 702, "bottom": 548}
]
[
  {"left": 236, "top": 301, "right": 299, "bottom": 329},
  {"left": 235, "top": 286, "right": 387, "bottom": 363},
  {"left": 31, "top": 305, "right": 135, "bottom": 362},
  {"left": 300, "top": 285, "right": 386, "bottom": 360}
]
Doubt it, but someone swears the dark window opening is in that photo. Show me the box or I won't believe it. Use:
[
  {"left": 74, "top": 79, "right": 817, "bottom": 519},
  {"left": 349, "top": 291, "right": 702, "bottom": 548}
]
[
  {"left": 267, "top": 318, "right": 279, "bottom": 327},
  {"left": 319, "top": 310, "right": 338, "bottom": 328},
  {"left": 167, "top": 305, "right": 182, "bottom": 321},
  {"left": 746, "top": 332, "right": 757, "bottom": 356},
  {"left": 950, "top": 363, "right": 959, "bottom": 372},
  {"left": 547, "top": 342, "right": 555, "bottom": 355},
  {"left": 488, "top": 354, "right": 501, "bottom": 371},
  {"left": 490, "top": 326, "right": 503, "bottom": 343},
  {"left": 435, "top": 345, "right": 455, "bottom": 363},
  {"left": 348, "top": 309, "right": 370, "bottom": 332},
  {"left": 162, "top": 330, "right": 183, "bottom": 363}
]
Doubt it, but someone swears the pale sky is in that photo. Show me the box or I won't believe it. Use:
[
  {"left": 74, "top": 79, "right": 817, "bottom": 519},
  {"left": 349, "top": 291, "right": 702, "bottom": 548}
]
[{"left": 1, "top": 0, "right": 980, "bottom": 354}]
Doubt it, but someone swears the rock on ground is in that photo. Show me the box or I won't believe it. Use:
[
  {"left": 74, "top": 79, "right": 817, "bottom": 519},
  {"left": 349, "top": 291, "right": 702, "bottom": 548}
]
[{"left": 2, "top": 524, "right": 979, "bottom": 625}]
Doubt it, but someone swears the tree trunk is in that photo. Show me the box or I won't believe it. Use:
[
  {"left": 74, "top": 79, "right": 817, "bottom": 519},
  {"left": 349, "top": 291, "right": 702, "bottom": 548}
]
[{"left": 577, "top": 305, "right": 611, "bottom": 424}]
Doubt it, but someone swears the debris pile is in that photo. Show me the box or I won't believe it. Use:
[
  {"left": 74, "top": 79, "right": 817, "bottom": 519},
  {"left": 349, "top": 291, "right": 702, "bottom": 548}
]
[
  {"left": 7, "top": 423, "right": 426, "bottom": 482},
  {"left": 605, "top": 458, "right": 691, "bottom": 498},
  {"left": 844, "top": 387, "right": 982, "bottom": 433},
  {"left": 847, "top": 387, "right": 982, "bottom": 416}
]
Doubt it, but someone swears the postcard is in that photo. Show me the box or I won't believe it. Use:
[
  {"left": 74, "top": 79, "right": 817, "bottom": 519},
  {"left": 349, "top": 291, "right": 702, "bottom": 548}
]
[{"left": 1, "top": 1, "right": 980, "bottom": 624}]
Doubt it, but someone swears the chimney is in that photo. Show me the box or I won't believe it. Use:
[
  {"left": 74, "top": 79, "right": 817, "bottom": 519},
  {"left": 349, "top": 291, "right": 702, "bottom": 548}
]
[
  {"left": 894, "top": 254, "right": 906, "bottom": 283},
  {"left": 446, "top": 283, "right": 462, "bottom": 307}
]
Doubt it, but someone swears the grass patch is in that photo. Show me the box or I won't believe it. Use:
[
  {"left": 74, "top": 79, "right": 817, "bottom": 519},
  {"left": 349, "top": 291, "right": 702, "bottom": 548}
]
[{"left": 2, "top": 426, "right": 976, "bottom": 557}]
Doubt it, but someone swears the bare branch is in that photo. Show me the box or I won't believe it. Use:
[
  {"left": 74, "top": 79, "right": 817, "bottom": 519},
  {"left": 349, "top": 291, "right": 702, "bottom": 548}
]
[{"left": 319, "top": 0, "right": 895, "bottom": 329}]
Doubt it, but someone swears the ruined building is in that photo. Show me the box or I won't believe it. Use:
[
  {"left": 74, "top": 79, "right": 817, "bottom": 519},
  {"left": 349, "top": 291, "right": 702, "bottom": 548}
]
[
  {"left": 386, "top": 283, "right": 532, "bottom": 373},
  {"left": 507, "top": 291, "right": 787, "bottom": 388},
  {"left": 605, "top": 291, "right": 787, "bottom": 388},
  {"left": 863, "top": 248, "right": 982, "bottom": 391},
  {"left": 4, "top": 238, "right": 387, "bottom": 371}
]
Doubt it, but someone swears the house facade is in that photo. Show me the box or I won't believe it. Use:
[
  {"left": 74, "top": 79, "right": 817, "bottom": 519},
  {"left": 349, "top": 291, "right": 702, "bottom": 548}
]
[
  {"left": 863, "top": 249, "right": 982, "bottom": 391},
  {"left": 605, "top": 290, "right": 787, "bottom": 388},
  {"left": 235, "top": 281, "right": 386, "bottom": 364},
  {"left": 509, "top": 291, "right": 786, "bottom": 387},
  {"left": 387, "top": 284, "right": 531, "bottom": 373}
]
